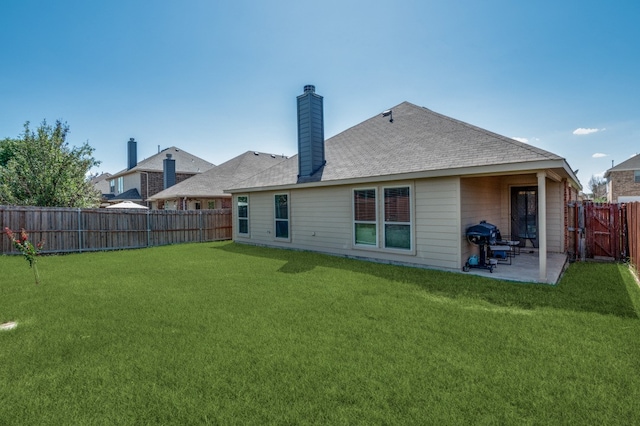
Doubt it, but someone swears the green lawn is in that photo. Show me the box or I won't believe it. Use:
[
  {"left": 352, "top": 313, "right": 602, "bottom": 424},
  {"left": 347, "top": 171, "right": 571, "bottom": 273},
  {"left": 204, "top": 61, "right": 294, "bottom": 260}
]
[{"left": 1, "top": 242, "right": 639, "bottom": 425}]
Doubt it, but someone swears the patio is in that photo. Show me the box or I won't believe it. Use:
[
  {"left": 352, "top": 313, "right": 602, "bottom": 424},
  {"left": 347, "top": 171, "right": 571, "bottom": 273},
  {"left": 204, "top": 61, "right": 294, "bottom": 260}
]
[{"left": 464, "top": 249, "right": 569, "bottom": 284}]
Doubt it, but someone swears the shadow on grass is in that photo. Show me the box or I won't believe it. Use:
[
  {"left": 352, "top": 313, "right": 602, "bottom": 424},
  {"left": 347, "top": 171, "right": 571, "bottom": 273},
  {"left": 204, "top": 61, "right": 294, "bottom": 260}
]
[{"left": 214, "top": 243, "right": 639, "bottom": 319}]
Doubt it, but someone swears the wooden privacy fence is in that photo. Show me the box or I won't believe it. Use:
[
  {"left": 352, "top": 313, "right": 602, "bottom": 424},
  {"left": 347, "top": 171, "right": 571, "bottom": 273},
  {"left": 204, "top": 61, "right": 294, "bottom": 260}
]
[
  {"left": 627, "top": 202, "right": 640, "bottom": 275},
  {"left": 0, "top": 205, "right": 232, "bottom": 255},
  {"left": 566, "top": 202, "right": 640, "bottom": 271}
]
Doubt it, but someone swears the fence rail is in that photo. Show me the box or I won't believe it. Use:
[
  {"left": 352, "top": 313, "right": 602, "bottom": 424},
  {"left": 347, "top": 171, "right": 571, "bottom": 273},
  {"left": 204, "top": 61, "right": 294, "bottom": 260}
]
[{"left": 0, "top": 205, "right": 232, "bottom": 255}]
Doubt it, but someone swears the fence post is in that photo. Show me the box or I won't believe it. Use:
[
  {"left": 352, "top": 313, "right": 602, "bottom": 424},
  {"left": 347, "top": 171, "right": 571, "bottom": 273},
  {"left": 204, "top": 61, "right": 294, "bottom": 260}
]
[
  {"left": 78, "top": 208, "right": 83, "bottom": 252},
  {"left": 199, "top": 210, "right": 203, "bottom": 242},
  {"left": 147, "top": 209, "right": 151, "bottom": 247}
]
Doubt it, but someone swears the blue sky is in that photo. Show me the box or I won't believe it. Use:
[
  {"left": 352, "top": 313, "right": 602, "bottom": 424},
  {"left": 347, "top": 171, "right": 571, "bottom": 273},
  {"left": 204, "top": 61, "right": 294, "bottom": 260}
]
[{"left": 2, "top": 0, "right": 639, "bottom": 190}]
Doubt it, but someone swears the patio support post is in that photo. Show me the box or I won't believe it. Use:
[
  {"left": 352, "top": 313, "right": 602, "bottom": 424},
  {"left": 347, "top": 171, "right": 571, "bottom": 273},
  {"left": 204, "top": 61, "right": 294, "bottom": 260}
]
[{"left": 537, "top": 171, "right": 547, "bottom": 282}]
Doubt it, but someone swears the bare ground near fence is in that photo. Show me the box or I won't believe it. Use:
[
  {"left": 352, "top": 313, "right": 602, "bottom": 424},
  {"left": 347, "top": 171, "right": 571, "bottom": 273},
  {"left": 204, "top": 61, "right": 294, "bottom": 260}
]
[{"left": 1, "top": 205, "right": 232, "bottom": 254}]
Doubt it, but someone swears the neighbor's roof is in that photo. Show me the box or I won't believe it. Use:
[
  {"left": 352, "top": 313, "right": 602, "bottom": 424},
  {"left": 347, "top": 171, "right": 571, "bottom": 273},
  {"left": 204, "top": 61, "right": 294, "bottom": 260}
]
[
  {"left": 605, "top": 153, "right": 640, "bottom": 177},
  {"left": 148, "top": 151, "right": 288, "bottom": 201},
  {"left": 111, "top": 146, "right": 214, "bottom": 178},
  {"left": 227, "top": 102, "right": 579, "bottom": 192}
]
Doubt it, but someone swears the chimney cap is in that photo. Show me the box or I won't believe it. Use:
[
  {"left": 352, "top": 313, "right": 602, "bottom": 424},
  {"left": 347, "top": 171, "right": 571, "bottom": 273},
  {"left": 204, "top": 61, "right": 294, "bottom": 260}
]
[{"left": 303, "top": 85, "right": 315, "bottom": 93}]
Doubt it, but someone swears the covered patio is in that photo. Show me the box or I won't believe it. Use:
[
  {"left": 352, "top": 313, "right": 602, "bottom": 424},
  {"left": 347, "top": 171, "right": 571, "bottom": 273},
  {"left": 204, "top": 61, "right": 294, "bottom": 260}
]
[{"left": 463, "top": 248, "right": 569, "bottom": 284}]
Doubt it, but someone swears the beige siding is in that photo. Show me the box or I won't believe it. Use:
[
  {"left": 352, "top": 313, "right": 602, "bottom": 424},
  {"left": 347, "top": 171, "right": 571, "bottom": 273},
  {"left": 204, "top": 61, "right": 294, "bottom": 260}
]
[
  {"left": 545, "top": 180, "right": 562, "bottom": 252},
  {"left": 414, "top": 177, "right": 461, "bottom": 270},
  {"left": 460, "top": 176, "right": 502, "bottom": 265},
  {"left": 232, "top": 172, "right": 568, "bottom": 272},
  {"left": 234, "top": 178, "right": 463, "bottom": 272}
]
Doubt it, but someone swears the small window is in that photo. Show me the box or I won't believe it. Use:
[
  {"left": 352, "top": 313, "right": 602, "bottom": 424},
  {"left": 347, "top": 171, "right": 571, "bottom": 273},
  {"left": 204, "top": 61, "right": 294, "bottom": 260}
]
[
  {"left": 275, "top": 194, "right": 289, "bottom": 239},
  {"left": 208, "top": 201, "right": 216, "bottom": 209},
  {"left": 635, "top": 171, "right": 640, "bottom": 183},
  {"left": 109, "top": 179, "right": 115, "bottom": 193},
  {"left": 354, "top": 189, "right": 377, "bottom": 246},
  {"left": 117, "top": 177, "right": 124, "bottom": 194},
  {"left": 237, "top": 196, "right": 249, "bottom": 235},
  {"left": 195, "top": 202, "right": 201, "bottom": 210}
]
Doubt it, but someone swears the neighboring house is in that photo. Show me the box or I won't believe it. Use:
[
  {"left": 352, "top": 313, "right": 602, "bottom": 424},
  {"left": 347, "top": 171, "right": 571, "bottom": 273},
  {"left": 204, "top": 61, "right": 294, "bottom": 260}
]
[
  {"left": 90, "top": 172, "right": 113, "bottom": 206},
  {"left": 227, "top": 85, "right": 581, "bottom": 283},
  {"left": 107, "top": 138, "right": 215, "bottom": 207},
  {"left": 605, "top": 153, "right": 640, "bottom": 203},
  {"left": 147, "top": 151, "right": 288, "bottom": 210}
]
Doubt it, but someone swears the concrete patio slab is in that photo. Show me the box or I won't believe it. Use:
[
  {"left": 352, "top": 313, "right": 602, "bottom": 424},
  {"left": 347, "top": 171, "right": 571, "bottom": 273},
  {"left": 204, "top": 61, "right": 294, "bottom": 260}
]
[{"left": 463, "top": 249, "right": 569, "bottom": 284}]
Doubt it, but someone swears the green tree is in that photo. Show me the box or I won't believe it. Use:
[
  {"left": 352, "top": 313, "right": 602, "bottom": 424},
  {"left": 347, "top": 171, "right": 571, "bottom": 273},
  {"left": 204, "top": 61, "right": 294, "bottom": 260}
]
[
  {"left": 0, "top": 120, "right": 101, "bottom": 207},
  {"left": 588, "top": 175, "right": 607, "bottom": 202}
]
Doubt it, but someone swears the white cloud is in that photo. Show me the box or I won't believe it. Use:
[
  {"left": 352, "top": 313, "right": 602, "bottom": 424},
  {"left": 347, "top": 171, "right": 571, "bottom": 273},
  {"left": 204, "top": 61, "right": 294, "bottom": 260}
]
[
  {"left": 512, "top": 137, "right": 528, "bottom": 143},
  {"left": 573, "top": 128, "right": 604, "bottom": 135},
  {"left": 592, "top": 153, "right": 608, "bottom": 158}
]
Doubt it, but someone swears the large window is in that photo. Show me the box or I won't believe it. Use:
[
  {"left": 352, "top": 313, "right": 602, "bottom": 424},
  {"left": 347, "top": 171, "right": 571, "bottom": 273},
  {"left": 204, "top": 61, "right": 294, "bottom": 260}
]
[
  {"left": 384, "top": 187, "right": 411, "bottom": 249},
  {"left": 275, "top": 194, "right": 289, "bottom": 239},
  {"left": 353, "top": 186, "right": 412, "bottom": 250},
  {"left": 354, "top": 189, "right": 377, "bottom": 245},
  {"left": 237, "top": 196, "right": 248, "bottom": 235}
]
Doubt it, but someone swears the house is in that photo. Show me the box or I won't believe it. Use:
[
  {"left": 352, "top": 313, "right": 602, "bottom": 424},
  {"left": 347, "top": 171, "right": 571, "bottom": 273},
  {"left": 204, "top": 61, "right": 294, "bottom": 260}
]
[
  {"left": 107, "top": 138, "right": 215, "bottom": 207},
  {"left": 147, "top": 151, "right": 288, "bottom": 210},
  {"left": 605, "top": 153, "right": 640, "bottom": 203},
  {"left": 226, "top": 86, "right": 581, "bottom": 283},
  {"left": 89, "top": 172, "right": 113, "bottom": 206}
]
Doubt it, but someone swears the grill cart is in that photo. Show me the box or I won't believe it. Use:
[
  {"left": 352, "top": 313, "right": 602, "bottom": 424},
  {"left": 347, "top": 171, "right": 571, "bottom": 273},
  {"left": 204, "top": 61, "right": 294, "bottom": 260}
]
[{"left": 463, "top": 221, "right": 499, "bottom": 273}]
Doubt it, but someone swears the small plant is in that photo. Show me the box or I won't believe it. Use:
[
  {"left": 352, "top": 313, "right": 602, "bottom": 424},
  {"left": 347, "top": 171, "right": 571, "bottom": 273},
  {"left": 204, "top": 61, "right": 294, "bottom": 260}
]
[{"left": 4, "top": 227, "right": 45, "bottom": 284}]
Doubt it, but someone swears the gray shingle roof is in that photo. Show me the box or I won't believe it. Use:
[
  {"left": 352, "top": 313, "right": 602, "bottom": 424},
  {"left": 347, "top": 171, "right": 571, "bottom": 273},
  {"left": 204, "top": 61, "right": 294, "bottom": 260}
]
[
  {"left": 148, "top": 151, "right": 287, "bottom": 200},
  {"left": 605, "top": 153, "right": 640, "bottom": 175},
  {"left": 111, "top": 146, "right": 214, "bottom": 178},
  {"left": 229, "top": 102, "right": 569, "bottom": 191}
]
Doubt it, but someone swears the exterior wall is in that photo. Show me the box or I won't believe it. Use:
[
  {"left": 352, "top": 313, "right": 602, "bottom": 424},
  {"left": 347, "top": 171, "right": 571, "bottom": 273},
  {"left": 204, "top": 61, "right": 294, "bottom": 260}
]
[
  {"left": 233, "top": 172, "right": 569, "bottom": 272},
  {"left": 234, "top": 177, "right": 462, "bottom": 271},
  {"left": 152, "top": 197, "right": 231, "bottom": 210},
  {"left": 608, "top": 170, "right": 640, "bottom": 202},
  {"left": 461, "top": 176, "right": 502, "bottom": 265},
  {"left": 123, "top": 173, "right": 141, "bottom": 196},
  {"left": 140, "top": 172, "right": 196, "bottom": 201}
]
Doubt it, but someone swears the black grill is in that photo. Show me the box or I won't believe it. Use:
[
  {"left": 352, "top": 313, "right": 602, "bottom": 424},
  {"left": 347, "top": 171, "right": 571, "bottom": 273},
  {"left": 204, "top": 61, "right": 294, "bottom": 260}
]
[{"left": 464, "top": 221, "right": 501, "bottom": 273}]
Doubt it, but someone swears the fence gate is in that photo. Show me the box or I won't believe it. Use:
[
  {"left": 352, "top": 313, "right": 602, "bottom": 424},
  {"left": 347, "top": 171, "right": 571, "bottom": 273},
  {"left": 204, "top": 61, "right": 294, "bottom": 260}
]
[{"left": 568, "top": 202, "right": 627, "bottom": 261}]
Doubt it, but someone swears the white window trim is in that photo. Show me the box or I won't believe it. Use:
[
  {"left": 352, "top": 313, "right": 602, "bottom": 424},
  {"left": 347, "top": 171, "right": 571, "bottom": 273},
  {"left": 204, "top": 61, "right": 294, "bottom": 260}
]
[
  {"left": 237, "top": 194, "right": 249, "bottom": 236},
  {"left": 382, "top": 184, "right": 414, "bottom": 252},
  {"left": 274, "top": 192, "right": 291, "bottom": 242},
  {"left": 352, "top": 184, "right": 415, "bottom": 254},
  {"left": 353, "top": 187, "right": 379, "bottom": 248}
]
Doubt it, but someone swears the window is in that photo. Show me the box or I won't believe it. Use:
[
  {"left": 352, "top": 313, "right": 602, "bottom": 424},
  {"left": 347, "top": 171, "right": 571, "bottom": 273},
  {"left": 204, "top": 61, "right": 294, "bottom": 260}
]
[
  {"left": 274, "top": 194, "right": 289, "bottom": 239},
  {"left": 208, "top": 201, "right": 216, "bottom": 209},
  {"left": 353, "top": 186, "right": 412, "bottom": 251},
  {"left": 237, "top": 196, "right": 249, "bottom": 235},
  {"left": 109, "top": 179, "right": 115, "bottom": 193},
  {"left": 195, "top": 202, "right": 201, "bottom": 210},
  {"left": 354, "top": 189, "right": 377, "bottom": 246},
  {"left": 635, "top": 171, "right": 640, "bottom": 183},
  {"left": 117, "top": 177, "right": 124, "bottom": 194},
  {"left": 384, "top": 187, "right": 411, "bottom": 250}
]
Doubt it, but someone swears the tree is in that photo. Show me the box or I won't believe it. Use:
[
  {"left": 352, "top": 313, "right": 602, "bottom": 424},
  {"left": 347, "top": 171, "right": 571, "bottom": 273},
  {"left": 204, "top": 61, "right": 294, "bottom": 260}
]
[
  {"left": 588, "top": 175, "right": 607, "bottom": 202},
  {"left": 0, "top": 120, "right": 101, "bottom": 207}
]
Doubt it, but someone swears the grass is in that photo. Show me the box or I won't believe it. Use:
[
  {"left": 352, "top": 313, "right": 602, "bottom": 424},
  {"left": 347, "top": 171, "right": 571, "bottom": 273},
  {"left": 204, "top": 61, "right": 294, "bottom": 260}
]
[{"left": 1, "top": 241, "right": 640, "bottom": 425}]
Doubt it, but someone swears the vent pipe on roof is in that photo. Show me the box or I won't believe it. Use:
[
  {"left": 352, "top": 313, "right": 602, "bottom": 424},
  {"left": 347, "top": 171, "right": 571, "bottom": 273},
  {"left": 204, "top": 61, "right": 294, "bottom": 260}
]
[
  {"left": 163, "top": 153, "right": 176, "bottom": 189},
  {"left": 127, "top": 138, "right": 137, "bottom": 170},
  {"left": 297, "top": 84, "right": 325, "bottom": 182}
]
